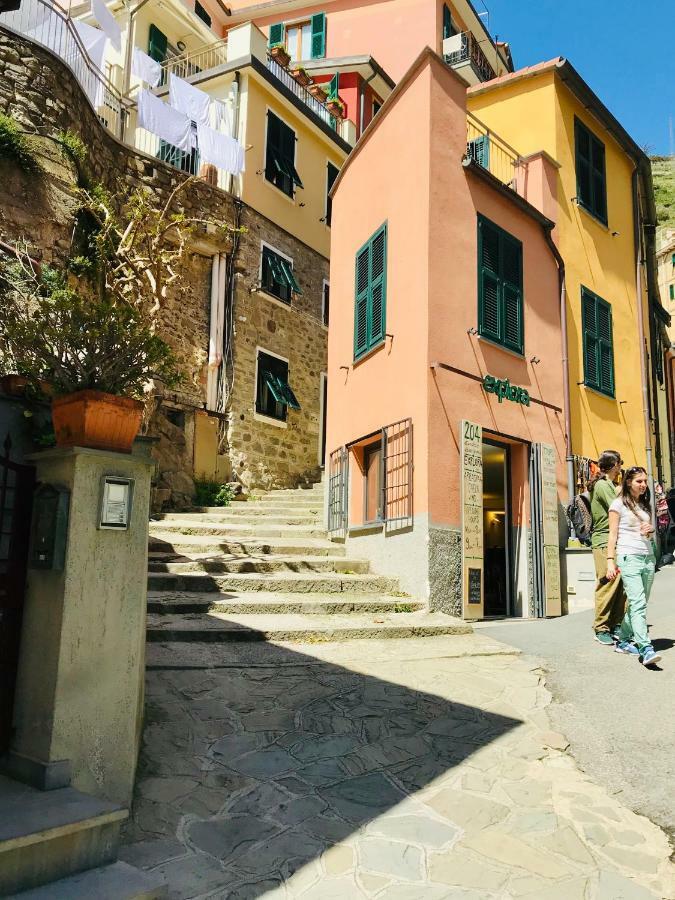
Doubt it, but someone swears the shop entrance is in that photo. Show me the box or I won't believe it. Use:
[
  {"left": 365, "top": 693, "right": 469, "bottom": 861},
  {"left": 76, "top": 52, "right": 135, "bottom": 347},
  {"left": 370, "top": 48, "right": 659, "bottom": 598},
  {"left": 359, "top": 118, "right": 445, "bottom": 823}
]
[{"left": 482, "top": 440, "right": 510, "bottom": 617}]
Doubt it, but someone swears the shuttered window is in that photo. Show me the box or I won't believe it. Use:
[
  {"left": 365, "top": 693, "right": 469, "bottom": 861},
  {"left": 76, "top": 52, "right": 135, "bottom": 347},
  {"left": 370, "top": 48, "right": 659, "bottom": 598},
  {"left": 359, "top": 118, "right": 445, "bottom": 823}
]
[
  {"left": 310, "top": 13, "right": 326, "bottom": 58},
  {"left": 268, "top": 14, "right": 325, "bottom": 57},
  {"left": 268, "top": 22, "right": 285, "bottom": 46},
  {"left": 582, "top": 287, "right": 614, "bottom": 397},
  {"left": 261, "top": 245, "right": 301, "bottom": 304},
  {"left": 265, "top": 111, "right": 303, "bottom": 198},
  {"left": 326, "top": 161, "right": 339, "bottom": 227},
  {"left": 467, "top": 134, "right": 490, "bottom": 170},
  {"left": 256, "top": 351, "right": 301, "bottom": 421},
  {"left": 575, "top": 118, "right": 607, "bottom": 225},
  {"left": 477, "top": 216, "right": 523, "bottom": 355},
  {"left": 354, "top": 224, "right": 387, "bottom": 360},
  {"left": 194, "top": 1, "right": 211, "bottom": 26},
  {"left": 148, "top": 24, "right": 168, "bottom": 62},
  {"left": 442, "top": 4, "right": 455, "bottom": 40}
]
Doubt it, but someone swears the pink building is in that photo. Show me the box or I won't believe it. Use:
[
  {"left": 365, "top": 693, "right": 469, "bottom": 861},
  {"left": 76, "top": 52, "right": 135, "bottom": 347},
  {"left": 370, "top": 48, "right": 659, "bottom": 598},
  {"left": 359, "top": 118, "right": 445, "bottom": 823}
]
[{"left": 325, "top": 48, "right": 566, "bottom": 620}]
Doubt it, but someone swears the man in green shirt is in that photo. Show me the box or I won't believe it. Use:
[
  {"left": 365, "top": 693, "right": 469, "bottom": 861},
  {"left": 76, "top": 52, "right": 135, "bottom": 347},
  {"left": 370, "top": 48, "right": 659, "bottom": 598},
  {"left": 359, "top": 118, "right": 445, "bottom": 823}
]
[{"left": 590, "top": 450, "right": 626, "bottom": 644}]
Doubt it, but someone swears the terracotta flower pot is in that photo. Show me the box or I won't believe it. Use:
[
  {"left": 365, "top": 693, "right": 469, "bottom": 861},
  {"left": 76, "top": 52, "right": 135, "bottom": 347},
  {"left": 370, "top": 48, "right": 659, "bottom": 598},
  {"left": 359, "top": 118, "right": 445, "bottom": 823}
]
[
  {"left": 326, "top": 101, "right": 344, "bottom": 119},
  {"left": 269, "top": 45, "right": 291, "bottom": 68},
  {"left": 1, "top": 374, "right": 30, "bottom": 396},
  {"left": 51, "top": 390, "right": 144, "bottom": 454},
  {"left": 308, "top": 83, "right": 328, "bottom": 102},
  {"left": 291, "top": 68, "right": 311, "bottom": 87}
]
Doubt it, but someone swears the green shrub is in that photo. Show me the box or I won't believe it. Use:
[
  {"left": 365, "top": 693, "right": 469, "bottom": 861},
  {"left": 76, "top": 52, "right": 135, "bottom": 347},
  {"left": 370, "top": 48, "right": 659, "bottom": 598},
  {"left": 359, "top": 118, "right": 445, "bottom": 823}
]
[
  {"left": 0, "top": 112, "right": 39, "bottom": 171},
  {"left": 57, "top": 130, "right": 87, "bottom": 167},
  {"left": 193, "top": 479, "right": 235, "bottom": 507}
]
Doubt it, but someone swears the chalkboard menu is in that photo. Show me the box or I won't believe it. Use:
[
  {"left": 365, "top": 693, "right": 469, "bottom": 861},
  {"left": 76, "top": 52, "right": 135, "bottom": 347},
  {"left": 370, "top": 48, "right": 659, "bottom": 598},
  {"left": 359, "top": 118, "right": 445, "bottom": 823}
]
[{"left": 468, "top": 567, "right": 482, "bottom": 605}]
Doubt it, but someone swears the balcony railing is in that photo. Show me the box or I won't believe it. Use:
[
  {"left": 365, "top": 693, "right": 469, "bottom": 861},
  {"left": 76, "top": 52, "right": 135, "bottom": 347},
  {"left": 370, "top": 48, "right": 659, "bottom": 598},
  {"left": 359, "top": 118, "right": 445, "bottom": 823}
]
[
  {"left": 465, "top": 112, "right": 522, "bottom": 193},
  {"left": 266, "top": 54, "right": 338, "bottom": 131},
  {"left": 444, "top": 31, "right": 496, "bottom": 84},
  {"left": 159, "top": 38, "right": 228, "bottom": 83}
]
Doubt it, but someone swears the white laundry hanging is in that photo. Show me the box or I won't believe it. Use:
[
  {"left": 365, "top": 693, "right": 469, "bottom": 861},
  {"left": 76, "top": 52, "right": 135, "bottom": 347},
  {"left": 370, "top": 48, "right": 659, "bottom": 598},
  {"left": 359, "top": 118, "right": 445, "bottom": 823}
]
[
  {"left": 169, "top": 75, "right": 210, "bottom": 126},
  {"left": 196, "top": 123, "right": 244, "bottom": 175},
  {"left": 138, "top": 89, "right": 191, "bottom": 152},
  {"left": 73, "top": 20, "right": 107, "bottom": 108},
  {"left": 91, "top": 0, "right": 121, "bottom": 52},
  {"left": 132, "top": 47, "right": 161, "bottom": 88},
  {"left": 214, "top": 99, "right": 232, "bottom": 136}
]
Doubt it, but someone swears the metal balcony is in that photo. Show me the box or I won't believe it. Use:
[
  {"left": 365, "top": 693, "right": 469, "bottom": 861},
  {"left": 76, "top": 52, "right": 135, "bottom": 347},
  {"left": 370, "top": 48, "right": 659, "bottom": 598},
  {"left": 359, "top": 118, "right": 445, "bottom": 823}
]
[{"left": 443, "top": 31, "right": 496, "bottom": 85}]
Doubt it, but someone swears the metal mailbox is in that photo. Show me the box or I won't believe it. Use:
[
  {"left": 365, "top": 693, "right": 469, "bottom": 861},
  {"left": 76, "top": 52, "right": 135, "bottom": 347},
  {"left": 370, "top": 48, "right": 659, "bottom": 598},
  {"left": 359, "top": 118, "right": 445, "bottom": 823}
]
[{"left": 28, "top": 484, "right": 70, "bottom": 571}]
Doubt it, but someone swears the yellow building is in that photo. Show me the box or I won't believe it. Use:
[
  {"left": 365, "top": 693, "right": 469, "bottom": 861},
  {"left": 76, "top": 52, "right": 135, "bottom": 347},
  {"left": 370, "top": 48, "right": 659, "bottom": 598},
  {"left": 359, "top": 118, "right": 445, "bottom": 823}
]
[
  {"left": 468, "top": 58, "right": 669, "bottom": 491},
  {"left": 656, "top": 228, "right": 675, "bottom": 481}
]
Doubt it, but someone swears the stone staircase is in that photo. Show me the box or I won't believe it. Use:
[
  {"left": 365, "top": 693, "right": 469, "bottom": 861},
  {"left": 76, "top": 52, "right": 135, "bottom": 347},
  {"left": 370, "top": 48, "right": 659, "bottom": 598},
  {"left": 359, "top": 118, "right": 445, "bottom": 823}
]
[{"left": 147, "top": 480, "right": 471, "bottom": 643}]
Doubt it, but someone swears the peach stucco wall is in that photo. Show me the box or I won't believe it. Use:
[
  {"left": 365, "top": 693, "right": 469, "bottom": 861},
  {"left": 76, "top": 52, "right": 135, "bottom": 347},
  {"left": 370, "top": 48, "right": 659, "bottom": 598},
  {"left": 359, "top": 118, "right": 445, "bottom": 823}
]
[
  {"left": 242, "top": 0, "right": 441, "bottom": 81},
  {"left": 327, "top": 50, "right": 567, "bottom": 535},
  {"left": 326, "top": 62, "right": 434, "bottom": 517},
  {"left": 425, "top": 55, "right": 566, "bottom": 529}
]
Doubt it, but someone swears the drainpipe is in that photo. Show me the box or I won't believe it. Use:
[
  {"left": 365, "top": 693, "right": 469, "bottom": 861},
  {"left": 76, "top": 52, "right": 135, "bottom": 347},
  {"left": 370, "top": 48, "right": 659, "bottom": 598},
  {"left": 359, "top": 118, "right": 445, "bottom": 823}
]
[
  {"left": 121, "top": 0, "right": 154, "bottom": 140},
  {"left": 227, "top": 71, "right": 241, "bottom": 197},
  {"left": 633, "top": 169, "right": 656, "bottom": 525},
  {"left": 542, "top": 226, "right": 574, "bottom": 502}
]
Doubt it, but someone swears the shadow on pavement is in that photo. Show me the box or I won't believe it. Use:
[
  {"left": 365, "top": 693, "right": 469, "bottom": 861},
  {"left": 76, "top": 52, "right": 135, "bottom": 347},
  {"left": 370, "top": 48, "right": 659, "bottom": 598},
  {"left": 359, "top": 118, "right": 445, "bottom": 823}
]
[{"left": 123, "top": 639, "right": 521, "bottom": 898}]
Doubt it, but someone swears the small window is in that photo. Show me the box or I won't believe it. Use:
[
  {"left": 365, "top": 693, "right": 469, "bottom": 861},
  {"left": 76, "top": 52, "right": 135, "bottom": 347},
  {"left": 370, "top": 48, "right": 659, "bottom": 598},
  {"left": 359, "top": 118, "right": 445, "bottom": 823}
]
[
  {"left": 286, "top": 20, "right": 312, "bottom": 61},
  {"left": 261, "top": 245, "right": 301, "bottom": 304},
  {"left": 322, "top": 281, "right": 330, "bottom": 327},
  {"left": 671, "top": 253, "right": 675, "bottom": 267},
  {"left": 268, "top": 13, "right": 326, "bottom": 59},
  {"left": 575, "top": 117, "right": 607, "bottom": 225},
  {"left": 194, "top": 1, "right": 211, "bottom": 27},
  {"left": 467, "top": 134, "right": 489, "bottom": 169},
  {"left": 477, "top": 215, "right": 523, "bottom": 355},
  {"left": 363, "top": 440, "right": 383, "bottom": 523},
  {"left": 354, "top": 223, "right": 387, "bottom": 360},
  {"left": 442, "top": 4, "right": 456, "bottom": 40},
  {"left": 256, "top": 351, "right": 301, "bottom": 422},
  {"left": 326, "top": 161, "right": 339, "bottom": 227},
  {"left": 669, "top": 284, "right": 674, "bottom": 301},
  {"left": 265, "top": 111, "right": 303, "bottom": 198},
  {"left": 582, "top": 286, "right": 614, "bottom": 397}
]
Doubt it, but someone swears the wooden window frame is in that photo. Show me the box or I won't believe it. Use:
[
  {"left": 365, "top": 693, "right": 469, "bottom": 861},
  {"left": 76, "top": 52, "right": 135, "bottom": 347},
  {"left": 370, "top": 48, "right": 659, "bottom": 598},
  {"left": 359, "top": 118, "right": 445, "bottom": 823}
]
[
  {"left": 264, "top": 109, "right": 303, "bottom": 200},
  {"left": 353, "top": 222, "right": 388, "bottom": 361},
  {"left": 581, "top": 286, "right": 615, "bottom": 398},
  {"left": 259, "top": 241, "right": 300, "bottom": 305},
  {"left": 477, "top": 215, "right": 524, "bottom": 356},
  {"left": 574, "top": 117, "right": 608, "bottom": 226}
]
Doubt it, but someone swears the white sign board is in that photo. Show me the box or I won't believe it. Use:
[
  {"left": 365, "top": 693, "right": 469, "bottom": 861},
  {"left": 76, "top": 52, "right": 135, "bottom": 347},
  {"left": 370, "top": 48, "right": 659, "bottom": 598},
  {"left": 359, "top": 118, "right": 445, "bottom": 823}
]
[
  {"left": 461, "top": 420, "right": 483, "bottom": 618},
  {"left": 540, "top": 444, "right": 561, "bottom": 616}
]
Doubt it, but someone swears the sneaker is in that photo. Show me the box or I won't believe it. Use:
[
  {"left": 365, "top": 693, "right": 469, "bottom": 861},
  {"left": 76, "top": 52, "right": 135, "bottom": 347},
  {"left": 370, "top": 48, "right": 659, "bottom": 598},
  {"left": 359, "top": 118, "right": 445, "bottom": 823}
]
[
  {"left": 595, "top": 631, "right": 615, "bottom": 646},
  {"left": 639, "top": 646, "right": 662, "bottom": 668},
  {"left": 615, "top": 641, "right": 640, "bottom": 655}
]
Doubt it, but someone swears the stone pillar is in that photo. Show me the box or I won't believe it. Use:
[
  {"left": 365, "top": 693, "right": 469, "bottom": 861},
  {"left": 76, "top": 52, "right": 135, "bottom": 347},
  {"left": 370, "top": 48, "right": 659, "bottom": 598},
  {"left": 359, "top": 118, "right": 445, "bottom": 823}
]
[{"left": 8, "top": 444, "right": 153, "bottom": 805}]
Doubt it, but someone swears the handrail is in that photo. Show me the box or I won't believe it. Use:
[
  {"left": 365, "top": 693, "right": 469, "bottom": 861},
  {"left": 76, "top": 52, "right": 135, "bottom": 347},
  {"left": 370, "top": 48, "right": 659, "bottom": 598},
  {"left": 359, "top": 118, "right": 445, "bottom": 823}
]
[
  {"left": 465, "top": 112, "right": 523, "bottom": 192},
  {"left": 159, "top": 38, "right": 228, "bottom": 81},
  {"left": 444, "top": 30, "right": 496, "bottom": 83}
]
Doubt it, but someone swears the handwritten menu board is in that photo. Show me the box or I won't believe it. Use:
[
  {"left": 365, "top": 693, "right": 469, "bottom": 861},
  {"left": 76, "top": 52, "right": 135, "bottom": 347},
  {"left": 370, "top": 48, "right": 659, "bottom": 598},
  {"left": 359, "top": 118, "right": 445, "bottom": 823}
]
[
  {"left": 461, "top": 420, "right": 483, "bottom": 617},
  {"left": 540, "top": 443, "right": 561, "bottom": 616}
]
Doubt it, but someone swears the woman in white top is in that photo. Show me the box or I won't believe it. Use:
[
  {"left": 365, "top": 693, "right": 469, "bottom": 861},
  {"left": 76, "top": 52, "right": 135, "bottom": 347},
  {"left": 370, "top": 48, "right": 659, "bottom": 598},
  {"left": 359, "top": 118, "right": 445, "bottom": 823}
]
[{"left": 606, "top": 467, "right": 660, "bottom": 667}]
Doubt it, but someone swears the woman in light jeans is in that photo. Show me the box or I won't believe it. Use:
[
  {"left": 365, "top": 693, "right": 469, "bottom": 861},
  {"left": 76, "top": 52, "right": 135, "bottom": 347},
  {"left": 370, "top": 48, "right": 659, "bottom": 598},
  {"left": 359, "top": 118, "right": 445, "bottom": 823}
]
[{"left": 606, "top": 467, "right": 661, "bottom": 668}]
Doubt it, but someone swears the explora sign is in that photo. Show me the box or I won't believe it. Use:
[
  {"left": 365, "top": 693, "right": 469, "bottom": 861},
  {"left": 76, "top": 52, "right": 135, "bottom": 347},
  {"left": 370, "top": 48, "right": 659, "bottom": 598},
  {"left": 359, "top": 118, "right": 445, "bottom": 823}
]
[{"left": 483, "top": 374, "right": 530, "bottom": 407}]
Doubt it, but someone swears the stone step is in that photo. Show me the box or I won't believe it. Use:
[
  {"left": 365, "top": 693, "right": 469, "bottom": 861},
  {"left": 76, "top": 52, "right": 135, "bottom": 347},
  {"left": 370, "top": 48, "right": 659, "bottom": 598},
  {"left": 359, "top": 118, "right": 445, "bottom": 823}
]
[
  {"left": 0, "top": 775, "right": 127, "bottom": 895},
  {"left": 149, "top": 521, "right": 327, "bottom": 539},
  {"left": 148, "top": 535, "right": 345, "bottom": 557},
  {"left": 154, "top": 512, "right": 322, "bottom": 527},
  {"left": 6, "top": 861, "right": 166, "bottom": 899},
  {"left": 147, "top": 590, "right": 423, "bottom": 615},
  {"left": 146, "top": 611, "right": 472, "bottom": 643},
  {"left": 147, "top": 554, "right": 370, "bottom": 575},
  {"left": 200, "top": 499, "right": 323, "bottom": 511},
  {"left": 146, "top": 571, "right": 399, "bottom": 594}
]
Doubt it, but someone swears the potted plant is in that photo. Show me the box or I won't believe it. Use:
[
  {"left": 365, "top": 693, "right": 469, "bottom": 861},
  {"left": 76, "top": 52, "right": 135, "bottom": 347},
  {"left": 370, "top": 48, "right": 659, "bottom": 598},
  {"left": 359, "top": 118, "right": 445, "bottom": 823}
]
[
  {"left": 308, "top": 82, "right": 328, "bottom": 102},
  {"left": 269, "top": 42, "right": 291, "bottom": 68},
  {"left": 290, "top": 65, "right": 312, "bottom": 88},
  {"left": 326, "top": 96, "right": 345, "bottom": 119}
]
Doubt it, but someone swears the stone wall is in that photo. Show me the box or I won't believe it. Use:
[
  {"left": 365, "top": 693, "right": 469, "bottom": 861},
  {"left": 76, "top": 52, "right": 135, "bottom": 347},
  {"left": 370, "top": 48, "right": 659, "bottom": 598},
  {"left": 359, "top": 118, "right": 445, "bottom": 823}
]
[{"left": 0, "top": 27, "right": 329, "bottom": 504}]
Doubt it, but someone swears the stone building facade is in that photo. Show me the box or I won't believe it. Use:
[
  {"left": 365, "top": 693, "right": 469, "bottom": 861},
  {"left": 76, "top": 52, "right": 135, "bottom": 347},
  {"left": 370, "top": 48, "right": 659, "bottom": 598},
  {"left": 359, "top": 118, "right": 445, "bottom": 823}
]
[{"left": 0, "top": 27, "right": 329, "bottom": 506}]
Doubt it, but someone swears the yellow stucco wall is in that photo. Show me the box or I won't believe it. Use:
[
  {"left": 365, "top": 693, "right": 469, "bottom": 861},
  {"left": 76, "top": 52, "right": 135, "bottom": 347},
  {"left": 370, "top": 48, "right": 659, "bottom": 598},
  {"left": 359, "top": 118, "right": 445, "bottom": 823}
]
[
  {"left": 468, "top": 72, "right": 647, "bottom": 470},
  {"left": 240, "top": 72, "right": 347, "bottom": 258}
]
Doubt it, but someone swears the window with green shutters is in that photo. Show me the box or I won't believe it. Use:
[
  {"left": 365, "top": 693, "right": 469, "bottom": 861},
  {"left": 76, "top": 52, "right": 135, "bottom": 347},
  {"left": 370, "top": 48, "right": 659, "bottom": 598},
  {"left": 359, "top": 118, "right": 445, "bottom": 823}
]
[
  {"left": 310, "top": 13, "right": 326, "bottom": 58},
  {"left": 256, "top": 350, "right": 300, "bottom": 421},
  {"left": 354, "top": 224, "right": 387, "bottom": 360},
  {"left": 581, "top": 287, "right": 614, "bottom": 397},
  {"left": 670, "top": 284, "right": 674, "bottom": 301},
  {"left": 268, "top": 22, "right": 285, "bottom": 46},
  {"left": 442, "top": 4, "right": 455, "bottom": 40},
  {"left": 326, "top": 161, "right": 339, "bottom": 227},
  {"left": 265, "top": 111, "right": 303, "bottom": 198},
  {"left": 148, "top": 24, "right": 168, "bottom": 62},
  {"left": 575, "top": 117, "right": 607, "bottom": 225},
  {"left": 477, "top": 216, "right": 523, "bottom": 355},
  {"left": 268, "top": 13, "right": 326, "bottom": 58},
  {"left": 261, "top": 244, "right": 301, "bottom": 304}
]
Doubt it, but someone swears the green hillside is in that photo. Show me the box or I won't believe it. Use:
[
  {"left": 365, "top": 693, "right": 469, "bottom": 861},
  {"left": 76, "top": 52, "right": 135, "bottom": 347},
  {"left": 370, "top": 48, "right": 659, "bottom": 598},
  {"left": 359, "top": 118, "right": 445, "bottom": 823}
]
[{"left": 651, "top": 156, "right": 675, "bottom": 228}]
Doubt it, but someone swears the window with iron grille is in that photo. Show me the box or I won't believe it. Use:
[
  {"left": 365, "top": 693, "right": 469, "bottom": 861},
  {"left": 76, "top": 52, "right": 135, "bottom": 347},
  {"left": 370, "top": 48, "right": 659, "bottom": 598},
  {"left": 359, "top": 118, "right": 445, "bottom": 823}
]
[
  {"left": 328, "top": 446, "right": 348, "bottom": 537},
  {"left": 265, "top": 111, "right": 303, "bottom": 198},
  {"left": 575, "top": 117, "right": 607, "bottom": 225},
  {"left": 256, "top": 350, "right": 301, "bottom": 421},
  {"left": 261, "top": 244, "right": 301, "bottom": 304},
  {"left": 581, "top": 287, "right": 614, "bottom": 397},
  {"left": 477, "top": 215, "right": 523, "bottom": 355},
  {"left": 354, "top": 223, "right": 387, "bottom": 360}
]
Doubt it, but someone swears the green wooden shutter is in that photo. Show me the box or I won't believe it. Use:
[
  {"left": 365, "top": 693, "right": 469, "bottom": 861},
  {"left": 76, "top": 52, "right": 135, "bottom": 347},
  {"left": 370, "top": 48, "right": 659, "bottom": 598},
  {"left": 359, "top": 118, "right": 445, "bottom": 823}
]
[
  {"left": 501, "top": 234, "right": 523, "bottom": 353},
  {"left": 327, "top": 72, "right": 339, "bottom": 100},
  {"left": 575, "top": 120, "right": 592, "bottom": 212},
  {"left": 596, "top": 298, "right": 614, "bottom": 395},
  {"left": 148, "top": 24, "right": 168, "bottom": 62},
  {"left": 478, "top": 218, "right": 501, "bottom": 343},
  {"left": 310, "top": 12, "right": 326, "bottom": 59},
  {"left": 354, "top": 244, "right": 370, "bottom": 357},
  {"left": 369, "top": 226, "right": 387, "bottom": 345},
  {"left": 442, "top": 4, "right": 453, "bottom": 40},
  {"left": 268, "top": 22, "right": 284, "bottom": 46},
  {"left": 670, "top": 284, "right": 675, "bottom": 301},
  {"left": 590, "top": 136, "right": 607, "bottom": 223},
  {"left": 582, "top": 289, "right": 599, "bottom": 389}
]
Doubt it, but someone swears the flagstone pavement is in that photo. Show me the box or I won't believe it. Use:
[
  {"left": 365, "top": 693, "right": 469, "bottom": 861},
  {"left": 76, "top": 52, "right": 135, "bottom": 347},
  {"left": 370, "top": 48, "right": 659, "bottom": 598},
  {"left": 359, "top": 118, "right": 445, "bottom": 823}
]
[{"left": 120, "top": 635, "right": 675, "bottom": 899}]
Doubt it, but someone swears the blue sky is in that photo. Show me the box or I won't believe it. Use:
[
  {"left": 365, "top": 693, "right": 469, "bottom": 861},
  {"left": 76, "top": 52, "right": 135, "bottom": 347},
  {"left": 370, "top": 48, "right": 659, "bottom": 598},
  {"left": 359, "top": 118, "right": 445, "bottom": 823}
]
[{"left": 484, "top": 0, "right": 673, "bottom": 156}]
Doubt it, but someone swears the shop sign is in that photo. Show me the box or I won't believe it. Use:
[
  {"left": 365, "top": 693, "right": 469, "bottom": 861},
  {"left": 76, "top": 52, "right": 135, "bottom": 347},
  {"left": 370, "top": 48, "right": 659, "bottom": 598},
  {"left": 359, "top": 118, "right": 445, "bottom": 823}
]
[
  {"left": 483, "top": 374, "right": 530, "bottom": 407},
  {"left": 460, "top": 420, "right": 484, "bottom": 618}
]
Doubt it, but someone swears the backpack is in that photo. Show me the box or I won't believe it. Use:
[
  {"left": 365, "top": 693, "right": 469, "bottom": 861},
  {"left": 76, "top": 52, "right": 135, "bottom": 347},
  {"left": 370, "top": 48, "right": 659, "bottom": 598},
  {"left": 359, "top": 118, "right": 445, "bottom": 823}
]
[{"left": 566, "top": 492, "right": 592, "bottom": 545}]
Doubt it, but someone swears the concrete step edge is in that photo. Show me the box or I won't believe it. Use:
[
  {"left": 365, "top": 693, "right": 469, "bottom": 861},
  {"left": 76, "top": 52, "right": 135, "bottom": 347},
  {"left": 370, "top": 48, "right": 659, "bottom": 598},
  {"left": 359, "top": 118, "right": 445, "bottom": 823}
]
[
  {"left": 5, "top": 861, "right": 167, "bottom": 899},
  {"left": 0, "top": 808, "right": 127, "bottom": 855}
]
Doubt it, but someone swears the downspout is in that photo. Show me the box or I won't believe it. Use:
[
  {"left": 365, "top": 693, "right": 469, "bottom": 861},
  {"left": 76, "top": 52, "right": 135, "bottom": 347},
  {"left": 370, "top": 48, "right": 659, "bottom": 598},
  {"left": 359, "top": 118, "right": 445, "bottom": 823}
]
[
  {"left": 632, "top": 169, "right": 656, "bottom": 525},
  {"left": 121, "top": 0, "right": 154, "bottom": 140},
  {"left": 227, "top": 72, "right": 241, "bottom": 197},
  {"left": 359, "top": 69, "right": 377, "bottom": 138},
  {"left": 206, "top": 254, "right": 221, "bottom": 410},
  {"left": 542, "top": 225, "right": 574, "bottom": 502}
]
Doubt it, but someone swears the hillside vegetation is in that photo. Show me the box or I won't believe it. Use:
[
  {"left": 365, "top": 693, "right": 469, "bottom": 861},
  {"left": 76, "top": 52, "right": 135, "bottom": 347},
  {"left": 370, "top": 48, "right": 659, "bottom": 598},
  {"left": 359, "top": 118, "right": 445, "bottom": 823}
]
[{"left": 651, "top": 156, "right": 675, "bottom": 229}]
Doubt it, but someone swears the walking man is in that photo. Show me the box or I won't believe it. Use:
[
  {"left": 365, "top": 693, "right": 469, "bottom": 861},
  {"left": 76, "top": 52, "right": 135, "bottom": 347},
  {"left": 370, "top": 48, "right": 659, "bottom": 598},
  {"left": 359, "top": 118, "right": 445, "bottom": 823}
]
[{"left": 590, "top": 450, "right": 625, "bottom": 645}]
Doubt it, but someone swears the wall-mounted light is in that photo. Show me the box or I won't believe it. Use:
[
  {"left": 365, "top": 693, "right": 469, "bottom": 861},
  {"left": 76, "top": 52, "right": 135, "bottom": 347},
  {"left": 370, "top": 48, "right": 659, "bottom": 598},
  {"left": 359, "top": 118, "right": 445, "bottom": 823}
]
[
  {"left": 177, "top": 40, "right": 187, "bottom": 51},
  {"left": 530, "top": 356, "right": 541, "bottom": 365},
  {"left": 467, "top": 327, "right": 479, "bottom": 336},
  {"left": 339, "top": 365, "right": 350, "bottom": 372},
  {"left": 299, "top": 202, "right": 306, "bottom": 208},
  {"left": 611, "top": 231, "right": 620, "bottom": 237}
]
